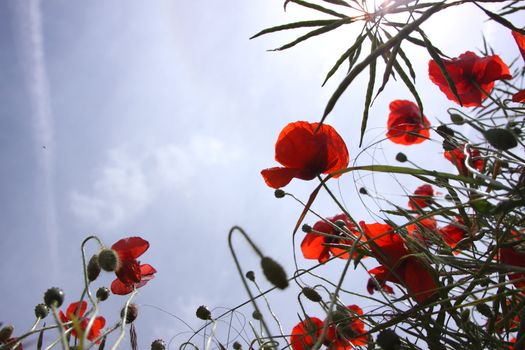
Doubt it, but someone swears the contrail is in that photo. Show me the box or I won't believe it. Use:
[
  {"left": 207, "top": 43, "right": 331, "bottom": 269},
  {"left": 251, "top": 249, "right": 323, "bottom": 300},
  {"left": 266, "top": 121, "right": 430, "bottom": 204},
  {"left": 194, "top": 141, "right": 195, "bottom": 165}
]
[{"left": 10, "top": 0, "right": 59, "bottom": 278}]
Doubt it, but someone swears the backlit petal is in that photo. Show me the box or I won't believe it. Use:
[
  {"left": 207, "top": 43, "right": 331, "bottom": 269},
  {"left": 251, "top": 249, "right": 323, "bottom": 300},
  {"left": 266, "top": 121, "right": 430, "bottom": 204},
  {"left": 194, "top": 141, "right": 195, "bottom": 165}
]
[{"left": 112, "top": 236, "right": 149, "bottom": 260}]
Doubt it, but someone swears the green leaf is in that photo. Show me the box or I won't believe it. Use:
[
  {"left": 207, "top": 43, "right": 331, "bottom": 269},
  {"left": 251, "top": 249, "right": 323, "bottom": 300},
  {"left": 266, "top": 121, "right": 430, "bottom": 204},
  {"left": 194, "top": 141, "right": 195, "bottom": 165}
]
[
  {"left": 397, "top": 45, "right": 417, "bottom": 82},
  {"left": 250, "top": 20, "right": 338, "bottom": 40},
  {"left": 473, "top": 3, "right": 525, "bottom": 34},
  {"left": 285, "top": 0, "right": 348, "bottom": 18},
  {"left": 322, "top": 30, "right": 367, "bottom": 86},
  {"left": 393, "top": 58, "right": 424, "bottom": 114},
  {"left": 270, "top": 18, "right": 351, "bottom": 51},
  {"left": 321, "top": 2, "right": 444, "bottom": 123},
  {"left": 360, "top": 39, "right": 378, "bottom": 147},
  {"left": 373, "top": 41, "right": 400, "bottom": 102}
]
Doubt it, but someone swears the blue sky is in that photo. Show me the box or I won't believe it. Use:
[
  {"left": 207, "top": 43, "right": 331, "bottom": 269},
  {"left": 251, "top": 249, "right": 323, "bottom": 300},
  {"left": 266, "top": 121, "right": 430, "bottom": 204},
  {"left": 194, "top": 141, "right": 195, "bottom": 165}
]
[{"left": 0, "top": 0, "right": 522, "bottom": 349}]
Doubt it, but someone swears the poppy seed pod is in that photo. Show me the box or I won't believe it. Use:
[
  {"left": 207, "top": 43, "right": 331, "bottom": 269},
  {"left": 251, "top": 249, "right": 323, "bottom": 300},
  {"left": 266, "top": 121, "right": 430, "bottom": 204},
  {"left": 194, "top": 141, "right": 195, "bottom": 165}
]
[
  {"left": 359, "top": 187, "right": 368, "bottom": 195},
  {"left": 196, "top": 305, "right": 212, "bottom": 320},
  {"left": 121, "top": 303, "right": 139, "bottom": 323},
  {"left": 0, "top": 325, "right": 14, "bottom": 343},
  {"left": 395, "top": 152, "right": 407, "bottom": 162},
  {"left": 34, "top": 303, "right": 49, "bottom": 319},
  {"left": 302, "top": 224, "right": 312, "bottom": 233},
  {"left": 96, "top": 287, "right": 110, "bottom": 301},
  {"left": 151, "top": 339, "right": 166, "bottom": 350},
  {"left": 43, "top": 287, "right": 64, "bottom": 308},
  {"left": 87, "top": 254, "right": 101, "bottom": 282},
  {"left": 260, "top": 257, "right": 288, "bottom": 289},
  {"left": 450, "top": 113, "right": 464, "bottom": 125},
  {"left": 252, "top": 310, "right": 262, "bottom": 320},
  {"left": 302, "top": 287, "right": 322, "bottom": 302},
  {"left": 233, "top": 341, "right": 242, "bottom": 350},
  {"left": 274, "top": 189, "right": 285, "bottom": 198},
  {"left": 484, "top": 128, "right": 518, "bottom": 150},
  {"left": 245, "top": 271, "right": 255, "bottom": 282},
  {"left": 476, "top": 303, "right": 493, "bottom": 318},
  {"left": 376, "top": 329, "right": 401, "bottom": 350},
  {"left": 98, "top": 248, "right": 119, "bottom": 272}
]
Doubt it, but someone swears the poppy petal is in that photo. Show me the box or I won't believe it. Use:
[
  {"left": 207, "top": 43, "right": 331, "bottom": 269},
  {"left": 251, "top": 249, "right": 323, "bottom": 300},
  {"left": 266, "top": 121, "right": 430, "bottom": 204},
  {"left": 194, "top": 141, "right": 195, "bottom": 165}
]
[
  {"left": 261, "top": 167, "right": 300, "bottom": 189},
  {"left": 301, "top": 232, "right": 330, "bottom": 263},
  {"left": 512, "top": 90, "right": 525, "bottom": 103},
  {"left": 116, "top": 259, "right": 142, "bottom": 285},
  {"left": 112, "top": 236, "right": 149, "bottom": 260},
  {"left": 290, "top": 317, "right": 324, "bottom": 350},
  {"left": 403, "top": 257, "right": 437, "bottom": 303},
  {"left": 512, "top": 31, "right": 525, "bottom": 62},
  {"left": 111, "top": 278, "right": 134, "bottom": 295},
  {"left": 66, "top": 301, "right": 87, "bottom": 319}
]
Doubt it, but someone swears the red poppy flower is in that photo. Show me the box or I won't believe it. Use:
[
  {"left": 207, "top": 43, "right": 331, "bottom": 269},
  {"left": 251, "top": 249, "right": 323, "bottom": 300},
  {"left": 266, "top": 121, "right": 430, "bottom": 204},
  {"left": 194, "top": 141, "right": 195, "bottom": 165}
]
[
  {"left": 512, "top": 31, "right": 525, "bottom": 62},
  {"left": 59, "top": 301, "right": 106, "bottom": 342},
  {"left": 111, "top": 263, "right": 157, "bottom": 295},
  {"left": 325, "top": 305, "right": 368, "bottom": 349},
  {"left": 444, "top": 145, "right": 484, "bottom": 176},
  {"left": 290, "top": 317, "right": 324, "bottom": 350},
  {"left": 301, "top": 214, "right": 362, "bottom": 263},
  {"left": 261, "top": 121, "right": 349, "bottom": 189},
  {"left": 109, "top": 237, "right": 157, "bottom": 295},
  {"left": 438, "top": 217, "right": 468, "bottom": 249},
  {"left": 386, "top": 100, "right": 430, "bottom": 145},
  {"left": 429, "top": 51, "right": 512, "bottom": 107},
  {"left": 408, "top": 184, "right": 434, "bottom": 210},
  {"left": 361, "top": 222, "right": 437, "bottom": 303}
]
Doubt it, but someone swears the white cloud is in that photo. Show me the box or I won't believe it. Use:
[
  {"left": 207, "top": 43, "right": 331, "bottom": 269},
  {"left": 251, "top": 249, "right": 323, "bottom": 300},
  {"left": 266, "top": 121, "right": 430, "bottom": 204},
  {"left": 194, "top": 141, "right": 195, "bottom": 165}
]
[{"left": 70, "top": 135, "right": 241, "bottom": 229}]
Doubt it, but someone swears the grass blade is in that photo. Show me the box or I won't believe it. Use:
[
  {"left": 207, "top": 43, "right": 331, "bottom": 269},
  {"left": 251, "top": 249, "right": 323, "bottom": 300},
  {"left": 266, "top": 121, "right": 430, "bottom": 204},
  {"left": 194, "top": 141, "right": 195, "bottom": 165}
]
[{"left": 250, "top": 20, "right": 337, "bottom": 39}]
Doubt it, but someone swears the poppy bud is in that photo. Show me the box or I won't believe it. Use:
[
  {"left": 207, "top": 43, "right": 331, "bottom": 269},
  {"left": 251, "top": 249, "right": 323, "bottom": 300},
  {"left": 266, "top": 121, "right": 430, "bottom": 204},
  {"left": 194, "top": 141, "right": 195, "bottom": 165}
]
[
  {"left": 96, "top": 287, "right": 110, "bottom": 301},
  {"left": 484, "top": 128, "right": 518, "bottom": 151},
  {"left": 476, "top": 303, "right": 493, "bottom": 318},
  {"left": 252, "top": 310, "right": 262, "bottom": 320},
  {"left": 260, "top": 257, "right": 288, "bottom": 289},
  {"left": 43, "top": 287, "right": 64, "bottom": 308},
  {"left": 0, "top": 325, "right": 14, "bottom": 343},
  {"left": 395, "top": 152, "right": 407, "bottom": 163},
  {"left": 302, "top": 287, "right": 322, "bottom": 302},
  {"left": 436, "top": 125, "right": 455, "bottom": 137},
  {"left": 359, "top": 187, "right": 368, "bottom": 195},
  {"left": 245, "top": 271, "right": 255, "bottom": 282},
  {"left": 274, "top": 189, "right": 285, "bottom": 198},
  {"left": 233, "top": 341, "right": 242, "bottom": 350},
  {"left": 151, "top": 339, "right": 166, "bottom": 350},
  {"left": 87, "top": 254, "right": 101, "bottom": 282},
  {"left": 376, "top": 329, "right": 401, "bottom": 350},
  {"left": 302, "top": 224, "right": 312, "bottom": 233},
  {"left": 34, "top": 303, "right": 49, "bottom": 319},
  {"left": 98, "top": 248, "right": 119, "bottom": 272},
  {"left": 196, "top": 305, "right": 212, "bottom": 320},
  {"left": 121, "top": 303, "right": 139, "bottom": 323},
  {"left": 450, "top": 113, "right": 464, "bottom": 125}
]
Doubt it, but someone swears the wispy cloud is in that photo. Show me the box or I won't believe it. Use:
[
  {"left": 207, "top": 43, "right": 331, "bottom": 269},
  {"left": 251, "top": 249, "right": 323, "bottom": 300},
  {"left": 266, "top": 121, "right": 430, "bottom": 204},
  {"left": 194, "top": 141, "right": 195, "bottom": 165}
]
[
  {"left": 10, "top": 0, "right": 59, "bottom": 275},
  {"left": 70, "top": 135, "right": 241, "bottom": 230}
]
